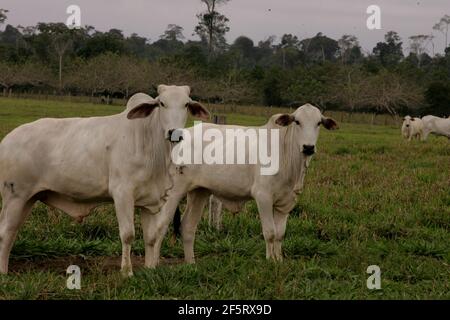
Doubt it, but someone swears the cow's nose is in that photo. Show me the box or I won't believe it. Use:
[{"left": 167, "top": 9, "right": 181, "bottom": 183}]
[
  {"left": 303, "top": 145, "right": 315, "bottom": 155},
  {"left": 406, "top": 124, "right": 410, "bottom": 127},
  {"left": 168, "top": 129, "right": 183, "bottom": 142}
]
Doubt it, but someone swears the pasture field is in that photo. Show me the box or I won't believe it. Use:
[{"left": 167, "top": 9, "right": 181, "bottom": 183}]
[{"left": 0, "top": 97, "right": 449, "bottom": 300}]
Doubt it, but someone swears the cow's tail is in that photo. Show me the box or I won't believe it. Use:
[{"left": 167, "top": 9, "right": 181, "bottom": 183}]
[{"left": 171, "top": 206, "right": 182, "bottom": 243}]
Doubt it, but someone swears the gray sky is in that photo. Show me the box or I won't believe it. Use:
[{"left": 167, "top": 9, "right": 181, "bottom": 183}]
[{"left": 1, "top": 0, "right": 450, "bottom": 54}]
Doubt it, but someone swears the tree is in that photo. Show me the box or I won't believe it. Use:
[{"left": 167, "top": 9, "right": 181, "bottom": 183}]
[
  {"left": 366, "top": 70, "right": 423, "bottom": 115},
  {"left": 262, "top": 67, "right": 284, "bottom": 106},
  {"left": 33, "top": 23, "right": 75, "bottom": 91},
  {"left": 372, "top": 31, "right": 404, "bottom": 67},
  {"left": 424, "top": 82, "right": 450, "bottom": 116},
  {"left": 161, "top": 24, "right": 185, "bottom": 41},
  {"left": 409, "top": 35, "right": 433, "bottom": 67},
  {"left": 15, "top": 61, "right": 53, "bottom": 88},
  {"left": 0, "top": 62, "right": 18, "bottom": 95},
  {"left": 279, "top": 34, "right": 301, "bottom": 69},
  {"left": 280, "top": 34, "right": 300, "bottom": 48},
  {"left": 300, "top": 33, "right": 339, "bottom": 63},
  {"left": 230, "top": 36, "right": 255, "bottom": 69},
  {"left": 332, "top": 66, "right": 370, "bottom": 113},
  {"left": 79, "top": 28, "right": 127, "bottom": 58},
  {"left": 195, "top": 0, "right": 231, "bottom": 59},
  {"left": 53, "top": 33, "right": 73, "bottom": 91},
  {"left": 0, "top": 8, "right": 8, "bottom": 26},
  {"left": 125, "top": 33, "right": 148, "bottom": 58},
  {"left": 232, "top": 36, "right": 254, "bottom": 58},
  {"left": 433, "top": 15, "right": 450, "bottom": 50},
  {"left": 285, "top": 63, "right": 338, "bottom": 108},
  {"left": 337, "top": 35, "right": 362, "bottom": 64}
]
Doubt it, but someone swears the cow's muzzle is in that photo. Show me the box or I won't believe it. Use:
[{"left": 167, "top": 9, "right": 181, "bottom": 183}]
[
  {"left": 168, "top": 129, "right": 184, "bottom": 143},
  {"left": 302, "top": 145, "right": 315, "bottom": 156}
]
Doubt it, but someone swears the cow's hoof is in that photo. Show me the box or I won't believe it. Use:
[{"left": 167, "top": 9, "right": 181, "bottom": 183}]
[{"left": 120, "top": 269, "right": 133, "bottom": 278}]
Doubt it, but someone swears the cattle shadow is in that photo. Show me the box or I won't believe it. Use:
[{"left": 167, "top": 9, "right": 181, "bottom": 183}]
[{"left": 9, "top": 255, "right": 183, "bottom": 275}]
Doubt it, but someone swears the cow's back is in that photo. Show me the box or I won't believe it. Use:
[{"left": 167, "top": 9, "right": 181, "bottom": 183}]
[
  {"left": 422, "top": 115, "right": 450, "bottom": 136},
  {"left": 0, "top": 114, "right": 122, "bottom": 198}
]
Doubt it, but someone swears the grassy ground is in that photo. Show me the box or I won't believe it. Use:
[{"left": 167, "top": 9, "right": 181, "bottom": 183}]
[{"left": 0, "top": 97, "right": 448, "bottom": 300}]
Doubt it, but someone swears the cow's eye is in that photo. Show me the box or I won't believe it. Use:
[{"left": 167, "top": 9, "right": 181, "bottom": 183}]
[
  {"left": 317, "top": 121, "right": 321, "bottom": 127},
  {"left": 295, "top": 120, "right": 300, "bottom": 125},
  {"left": 185, "top": 103, "right": 189, "bottom": 108},
  {"left": 160, "top": 102, "right": 165, "bottom": 107}
]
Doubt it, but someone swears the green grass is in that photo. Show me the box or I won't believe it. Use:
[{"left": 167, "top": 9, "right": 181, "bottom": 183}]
[{"left": 0, "top": 97, "right": 449, "bottom": 299}]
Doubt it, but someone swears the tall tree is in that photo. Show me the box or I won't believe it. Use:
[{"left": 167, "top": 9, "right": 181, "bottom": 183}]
[
  {"left": 53, "top": 33, "right": 73, "bottom": 91},
  {"left": 125, "top": 33, "right": 148, "bottom": 58},
  {"left": 35, "top": 23, "right": 74, "bottom": 91},
  {"left": 433, "top": 14, "right": 450, "bottom": 50},
  {"left": 372, "top": 31, "right": 404, "bottom": 67},
  {"left": 195, "top": 0, "right": 231, "bottom": 59},
  {"left": 231, "top": 36, "right": 255, "bottom": 68},
  {"left": 409, "top": 34, "right": 433, "bottom": 67},
  {"left": 300, "top": 32, "right": 339, "bottom": 63},
  {"left": 0, "top": 8, "right": 8, "bottom": 26},
  {"left": 279, "top": 34, "right": 300, "bottom": 68},
  {"left": 337, "top": 35, "right": 362, "bottom": 64},
  {"left": 161, "top": 24, "right": 185, "bottom": 41},
  {"left": 232, "top": 36, "right": 254, "bottom": 58}
]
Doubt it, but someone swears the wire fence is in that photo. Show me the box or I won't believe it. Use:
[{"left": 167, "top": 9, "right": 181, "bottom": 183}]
[{"left": 2, "top": 93, "right": 402, "bottom": 127}]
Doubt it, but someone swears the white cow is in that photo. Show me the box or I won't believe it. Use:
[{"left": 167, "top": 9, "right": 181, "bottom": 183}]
[
  {"left": 145, "top": 104, "right": 338, "bottom": 266},
  {"left": 401, "top": 116, "right": 423, "bottom": 141},
  {"left": 421, "top": 115, "right": 450, "bottom": 141},
  {"left": 0, "top": 85, "right": 209, "bottom": 275}
]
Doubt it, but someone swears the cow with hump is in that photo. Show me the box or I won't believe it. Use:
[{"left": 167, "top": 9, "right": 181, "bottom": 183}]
[
  {"left": 421, "top": 115, "right": 450, "bottom": 141},
  {"left": 0, "top": 84, "right": 209, "bottom": 276},
  {"left": 145, "top": 103, "right": 338, "bottom": 266}
]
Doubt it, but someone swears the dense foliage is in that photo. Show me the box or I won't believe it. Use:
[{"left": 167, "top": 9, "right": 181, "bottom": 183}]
[{"left": 0, "top": 6, "right": 449, "bottom": 116}]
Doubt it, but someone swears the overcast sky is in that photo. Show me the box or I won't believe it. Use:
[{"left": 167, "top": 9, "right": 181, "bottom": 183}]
[{"left": 1, "top": 0, "right": 450, "bottom": 54}]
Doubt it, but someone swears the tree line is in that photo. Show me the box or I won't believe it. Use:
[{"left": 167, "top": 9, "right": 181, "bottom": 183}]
[{"left": 0, "top": 2, "right": 449, "bottom": 116}]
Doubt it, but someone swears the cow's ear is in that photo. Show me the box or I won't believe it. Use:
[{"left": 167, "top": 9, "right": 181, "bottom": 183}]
[
  {"left": 187, "top": 101, "right": 210, "bottom": 121},
  {"left": 321, "top": 116, "right": 338, "bottom": 130},
  {"left": 275, "top": 114, "right": 295, "bottom": 126},
  {"left": 127, "top": 101, "right": 159, "bottom": 119},
  {"left": 157, "top": 85, "right": 168, "bottom": 95},
  {"left": 182, "top": 86, "right": 191, "bottom": 96}
]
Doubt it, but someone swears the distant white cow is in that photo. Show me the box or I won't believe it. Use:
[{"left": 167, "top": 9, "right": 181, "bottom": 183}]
[
  {"left": 144, "top": 104, "right": 338, "bottom": 266},
  {"left": 401, "top": 116, "right": 423, "bottom": 141},
  {"left": 0, "top": 85, "right": 209, "bottom": 275},
  {"left": 421, "top": 115, "right": 450, "bottom": 141}
]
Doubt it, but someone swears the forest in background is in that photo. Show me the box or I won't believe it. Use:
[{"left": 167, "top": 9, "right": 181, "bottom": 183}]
[{"left": 0, "top": 1, "right": 449, "bottom": 116}]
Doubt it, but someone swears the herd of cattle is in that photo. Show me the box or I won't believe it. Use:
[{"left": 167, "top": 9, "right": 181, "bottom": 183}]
[
  {"left": 0, "top": 85, "right": 448, "bottom": 276},
  {"left": 402, "top": 114, "right": 450, "bottom": 141}
]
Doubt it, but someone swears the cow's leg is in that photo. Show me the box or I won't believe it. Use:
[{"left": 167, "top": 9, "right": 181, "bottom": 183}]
[
  {"left": 0, "top": 197, "right": 34, "bottom": 274},
  {"left": 141, "top": 187, "right": 187, "bottom": 268},
  {"left": 181, "top": 190, "right": 209, "bottom": 264},
  {"left": 112, "top": 192, "right": 135, "bottom": 277},
  {"left": 273, "top": 208, "right": 289, "bottom": 262},
  {"left": 140, "top": 209, "right": 160, "bottom": 268},
  {"left": 254, "top": 192, "right": 276, "bottom": 260}
]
